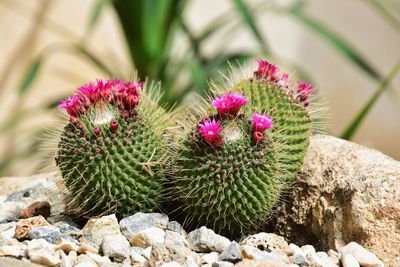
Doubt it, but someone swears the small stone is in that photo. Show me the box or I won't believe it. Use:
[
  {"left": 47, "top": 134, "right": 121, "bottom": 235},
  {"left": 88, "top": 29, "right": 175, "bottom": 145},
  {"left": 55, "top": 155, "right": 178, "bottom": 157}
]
[
  {"left": 56, "top": 222, "right": 82, "bottom": 238},
  {"left": 166, "top": 221, "right": 186, "bottom": 236},
  {"left": 342, "top": 253, "right": 360, "bottom": 267},
  {"left": 80, "top": 214, "right": 121, "bottom": 252},
  {"left": 27, "top": 239, "right": 60, "bottom": 266},
  {"left": 131, "top": 253, "right": 149, "bottom": 266},
  {"left": 235, "top": 258, "right": 288, "bottom": 267},
  {"left": 218, "top": 241, "right": 241, "bottom": 263},
  {"left": 240, "top": 233, "right": 289, "bottom": 253},
  {"left": 165, "top": 230, "right": 188, "bottom": 247},
  {"left": 77, "top": 242, "right": 98, "bottom": 254},
  {"left": 99, "top": 263, "right": 121, "bottom": 267},
  {"left": 28, "top": 225, "right": 61, "bottom": 244},
  {"left": 120, "top": 212, "right": 168, "bottom": 241},
  {"left": 55, "top": 236, "right": 80, "bottom": 253},
  {"left": 87, "top": 252, "right": 112, "bottom": 265},
  {"left": 150, "top": 244, "right": 200, "bottom": 267},
  {"left": 301, "top": 245, "right": 316, "bottom": 255},
  {"left": 201, "top": 252, "right": 220, "bottom": 265},
  {"left": 20, "top": 201, "right": 51, "bottom": 219},
  {"left": 328, "top": 249, "right": 340, "bottom": 259},
  {"left": 306, "top": 253, "right": 337, "bottom": 267},
  {"left": 341, "top": 242, "right": 383, "bottom": 267},
  {"left": 101, "top": 234, "right": 130, "bottom": 262},
  {"left": 291, "top": 252, "right": 306, "bottom": 265},
  {"left": 76, "top": 254, "right": 98, "bottom": 267},
  {"left": 0, "top": 243, "right": 27, "bottom": 257},
  {"left": 0, "top": 222, "right": 17, "bottom": 245},
  {"left": 15, "top": 215, "right": 49, "bottom": 240},
  {"left": 60, "top": 250, "right": 77, "bottom": 267},
  {"left": 212, "top": 260, "right": 234, "bottom": 267},
  {"left": 130, "top": 226, "right": 165, "bottom": 248},
  {"left": 161, "top": 262, "right": 182, "bottom": 267},
  {"left": 142, "top": 246, "right": 152, "bottom": 260},
  {"left": 187, "top": 226, "right": 230, "bottom": 252}
]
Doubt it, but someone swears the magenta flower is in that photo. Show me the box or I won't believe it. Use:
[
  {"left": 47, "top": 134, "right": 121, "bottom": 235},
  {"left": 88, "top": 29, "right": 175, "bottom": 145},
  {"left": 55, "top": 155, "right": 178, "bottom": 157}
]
[
  {"left": 211, "top": 92, "right": 247, "bottom": 117},
  {"left": 296, "top": 82, "right": 314, "bottom": 103},
  {"left": 198, "top": 119, "right": 223, "bottom": 143},
  {"left": 251, "top": 113, "right": 273, "bottom": 132},
  {"left": 77, "top": 79, "right": 113, "bottom": 105},
  {"left": 278, "top": 73, "right": 290, "bottom": 88},
  {"left": 58, "top": 95, "right": 84, "bottom": 118},
  {"left": 254, "top": 59, "right": 279, "bottom": 81},
  {"left": 253, "top": 131, "right": 264, "bottom": 144}
]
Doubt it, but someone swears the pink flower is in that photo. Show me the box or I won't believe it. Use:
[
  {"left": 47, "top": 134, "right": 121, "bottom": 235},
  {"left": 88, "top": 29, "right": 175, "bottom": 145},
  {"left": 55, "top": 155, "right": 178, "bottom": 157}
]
[
  {"left": 58, "top": 95, "right": 84, "bottom": 118},
  {"left": 254, "top": 59, "right": 279, "bottom": 81},
  {"left": 77, "top": 79, "right": 113, "bottom": 105},
  {"left": 251, "top": 113, "right": 273, "bottom": 132},
  {"left": 198, "top": 119, "right": 223, "bottom": 143},
  {"left": 114, "top": 81, "right": 143, "bottom": 109},
  {"left": 296, "top": 81, "right": 314, "bottom": 103},
  {"left": 277, "top": 73, "right": 290, "bottom": 88},
  {"left": 253, "top": 131, "right": 264, "bottom": 143},
  {"left": 211, "top": 92, "right": 247, "bottom": 117}
]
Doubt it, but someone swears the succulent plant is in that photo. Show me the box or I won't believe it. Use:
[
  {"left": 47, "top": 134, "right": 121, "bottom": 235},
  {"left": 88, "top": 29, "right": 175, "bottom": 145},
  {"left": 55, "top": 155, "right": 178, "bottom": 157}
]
[
  {"left": 169, "top": 59, "right": 319, "bottom": 236},
  {"left": 56, "top": 79, "right": 169, "bottom": 218}
]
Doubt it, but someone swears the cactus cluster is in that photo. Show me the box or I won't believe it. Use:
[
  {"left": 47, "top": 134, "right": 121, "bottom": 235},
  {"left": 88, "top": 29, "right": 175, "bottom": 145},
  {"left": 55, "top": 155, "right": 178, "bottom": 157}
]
[
  {"left": 55, "top": 59, "right": 317, "bottom": 236},
  {"left": 56, "top": 79, "right": 169, "bottom": 218}
]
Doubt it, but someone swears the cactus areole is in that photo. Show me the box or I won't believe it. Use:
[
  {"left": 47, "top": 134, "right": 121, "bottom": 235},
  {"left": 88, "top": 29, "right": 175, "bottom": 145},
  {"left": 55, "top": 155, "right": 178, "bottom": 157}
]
[
  {"left": 171, "top": 59, "right": 315, "bottom": 236},
  {"left": 56, "top": 79, "right": 166, "bottom": 218}
]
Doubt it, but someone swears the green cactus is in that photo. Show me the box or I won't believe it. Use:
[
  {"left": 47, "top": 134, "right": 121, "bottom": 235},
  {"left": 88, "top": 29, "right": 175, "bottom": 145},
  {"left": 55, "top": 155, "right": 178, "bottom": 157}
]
[
  {"left": 169, "top": 59, "right": 318, "bottom": 236},
  {"left": 55, "top": 79, "right": 169, "bottom": 218}
]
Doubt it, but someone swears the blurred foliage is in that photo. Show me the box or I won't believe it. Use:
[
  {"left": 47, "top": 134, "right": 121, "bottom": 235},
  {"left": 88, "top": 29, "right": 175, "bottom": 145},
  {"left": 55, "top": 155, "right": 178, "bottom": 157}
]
[{"left": 0, "top": 0, "right": 399, "bottom": 176}]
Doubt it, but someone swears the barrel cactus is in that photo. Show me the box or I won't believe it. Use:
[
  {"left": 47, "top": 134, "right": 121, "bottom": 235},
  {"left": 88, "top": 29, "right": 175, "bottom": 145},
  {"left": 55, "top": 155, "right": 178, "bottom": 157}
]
[
  {"left": 170, "top": 59, "right": 319, "bottom": 236},
  {"left": 55, "top": 79, "right": 169, "bottom": 218}
]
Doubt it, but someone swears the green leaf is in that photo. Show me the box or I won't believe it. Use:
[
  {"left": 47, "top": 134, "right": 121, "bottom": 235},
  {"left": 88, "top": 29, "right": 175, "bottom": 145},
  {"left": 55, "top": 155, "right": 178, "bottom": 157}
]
[
  {"left": 289, "top": 9, "right": 383, "bottom": 81},
  {"left": 18, "top": 57, "right": 42, "bottom": 94},
  {"left": 341, "top": 61, "right": 400, "bottom": 140},
  {"left": 232, "top": 0, "right": 270, "bottom": 55}
]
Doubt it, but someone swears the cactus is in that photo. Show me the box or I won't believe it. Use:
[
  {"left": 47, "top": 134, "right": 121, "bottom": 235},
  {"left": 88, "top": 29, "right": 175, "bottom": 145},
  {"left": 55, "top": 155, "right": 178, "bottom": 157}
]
[
  {"left": 170, "top": 59, "right": 318, "bottom": 236},
  {"left": 55, "top": 79, "right": 169, "bottom": 218}
]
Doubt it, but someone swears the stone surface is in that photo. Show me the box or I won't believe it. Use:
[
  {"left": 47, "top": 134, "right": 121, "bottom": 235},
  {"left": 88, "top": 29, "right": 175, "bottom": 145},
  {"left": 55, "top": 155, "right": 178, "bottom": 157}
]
[
  {"left": 28, "top": 225, "right": 61, "bottom": 244},
  {"left": 269, "top": 135, "right": 400, "bottom": 265},
  {"left": 150, "top": 244, "right": 200, "bottom": 267},
  {"left": 101, "top": 234, "right": 130, "bottom": 262},
  {"left": 166, "top": 221, "right": 186, "bottom": 236},
  {"left": 0, "top": 257, "right": 43, "bottom": 267},
  {"left": 342, "top": 253, "right": 360, "bottom": 267},
  {"left": 20, "top": 201, "right": 51, "bottom": 219},
  {"left": 130, "top": 226, "right": 165, "bottom": 248},
  {"left": 15, "top": 215, "right": 49, "bottom": 240},
  {"left": 0, "top": 242, "right": 27, "bottom": 257},
  {"left": 0, "top": 176, "right": 65, "bottom": 223},
  {"left": 120, "top": 212, "right": 169, "bottom": 241},
  {"left": 27, "top": 239, "right": 60, "bottom": 266},
  {"left": 218, "top": 241, "right": 241, "bottom": 263},
  {"left": 165, "top": 230, "right": 188, "bottom": 248},
  {"left": 80, "top": 214, "right": 121, "bottom": 252},
  {"left": 341, "top": 242, "right": 384, "bottom": 267},
  {"left": 212, "top": 260, "right": 234, "bottom": 267},
  {"left": 187, "top": 226, "right": 230, "bottom": 253},
  {"left": 55, "top": 236, "right": 80, "bottom": 253},
  {"left": 201, "top": 252, "right": 219, "bottom": 265},
  {"left": 241, "top": 232, "right": 289, "bottom": 253},
  {"left": 235, "top": 258, "right": 289, "bottom": 267}
]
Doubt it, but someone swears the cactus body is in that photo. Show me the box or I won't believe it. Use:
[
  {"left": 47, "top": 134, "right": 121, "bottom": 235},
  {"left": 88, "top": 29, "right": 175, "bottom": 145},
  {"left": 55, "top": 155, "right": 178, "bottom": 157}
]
[
  {"left": 171, "top": 59, "right": 315, "bottom": 236},
  {"left": 56, "top": 80, "right": 168, "bottom": 218}
]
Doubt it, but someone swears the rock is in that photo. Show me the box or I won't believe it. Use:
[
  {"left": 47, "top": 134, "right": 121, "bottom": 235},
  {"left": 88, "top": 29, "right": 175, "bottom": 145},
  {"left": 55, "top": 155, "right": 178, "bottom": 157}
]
[
  {"left": 86, "top": 252, "right": 112, "bottom": 265},
  {"left": 80, "top": 214, "right": 120, "bottom": 252},
  {"left": 28, "top": 225, "right": 61, "bottom": 244},
  {"left": 341, "top": 242, "right": 383, "bottom": 267},
  {"left": 131, "top": 253, "right": 149, "bottom": 266},
  {"left": 120, "top": 212, "right": 168, "bottom": 241},
  {"left": 161, "top": 262, "right": 182, "bottom": 267},
  {"left": 291, "top": 252, "right": 306, "bottom": 265},
  {"left": 187, "top": 226, "right": 230, "bottom": 253},
  {"left": 201, "top": 252, "right": 220, "bottom": 265},
  {"left": 101, "top": 234, "right": 130, "bottom": 262},
  {"left": 240, "top": 233, "right": 289, "bottom": 253},
  {"left": 269, "top": 135, "right": 400, "bottom": 265},
  {"left": 55, "top": 236, "right": 80, "bottom": 253},
  {"left": 212, "top": 261, "right": 234, "bottom": 267},
  {"left": 0, "top": 176, "right": 65, "bottom": 223},
  {"left": 342, "top": 253, "right": 360, "bottom": 267},
  {"left": 0, "top": 242, "right": 27, "bottom": 257},
  {"left": 20, "top": 201, "right": 51, "bottom": 219},
  {"left": 166, "top": 221, "right": 186, "bottom": 236},
  {"left": 165, "top": 230, "right": 188, "bottom": 248},
  {"left": 149, "top": 244, "right": 200, "bottom": 267},
  {"left": 15, "top": 215, "right": 49, "bottom": 240},
  {"left": 130, "top": 226, "right": 165, "bottom": 248},
  {"left": 0, "top": 257, "right": 44, "bottom": 267},
  {"left": 142, "top": 246, "right": 152, "bottom": 260},
  {"left": 218, "top": 241, "right": 241, "bottom": 263},
  {"left": 75, "top": 254, "right": 98, "bottom": 267},
  {"left": 27, "top": 239, "right": 60, "bottom": 266},
  {"left": 300, "top": 245, "right": 315, "bottom": 255},
  {"left": 59, "top": 250, "right": 77, "bottom": 267},
  {"left": 56, "top": 222, "right": 82, "bottom": 239},
  {"left": 235, "top": 258, "right": 289, "bottom": 267},
  {"left": 305, "top": 252, "right": 337, "bottom": 267},
  {"left": 0, "top": 222, "right": 17, "bottom": 245}
]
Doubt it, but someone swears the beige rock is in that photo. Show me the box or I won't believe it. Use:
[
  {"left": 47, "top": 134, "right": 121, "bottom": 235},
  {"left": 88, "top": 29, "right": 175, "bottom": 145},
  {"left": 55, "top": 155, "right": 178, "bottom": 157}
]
[
  {"left": 342, "top": 253, "right": 360, "bottom": 267},
  {"left": 0, "top": 243, "right": 27, "bottom": 257},
  {"left": 150, "top": 244, "right": 200, "bottom": 267},
  {"left": 14, "top": 215, "right": 49, "bottom": 240},
  {"left": 341, "top": 242, "right": 383, "bottom": 267},
  {"left": 235, "top": 259, "right": 290, "bottom": 267},
  {"left": 241, "top": 233, "right": 289, "bottom": 253},
  {"left": 27, "top": 239, "right": 60, "bottom": 266},
  {"left": 270, "top": 135, "right": 400, "bottom": 265},
  {"left": 0, "top": 257, "right": 43, "bottom": 267},
  {"left": 130, "top": 227, "right": 165, "bottom": 248},
  {"left": 79, "top": 214, "right": 121, "bottom": 252}
]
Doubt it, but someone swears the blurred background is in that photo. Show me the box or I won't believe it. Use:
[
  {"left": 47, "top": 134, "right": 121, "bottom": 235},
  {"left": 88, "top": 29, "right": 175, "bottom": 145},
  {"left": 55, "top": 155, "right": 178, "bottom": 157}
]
[{"left": 0, "top": 0, "right": 399, "bottom": 176}]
